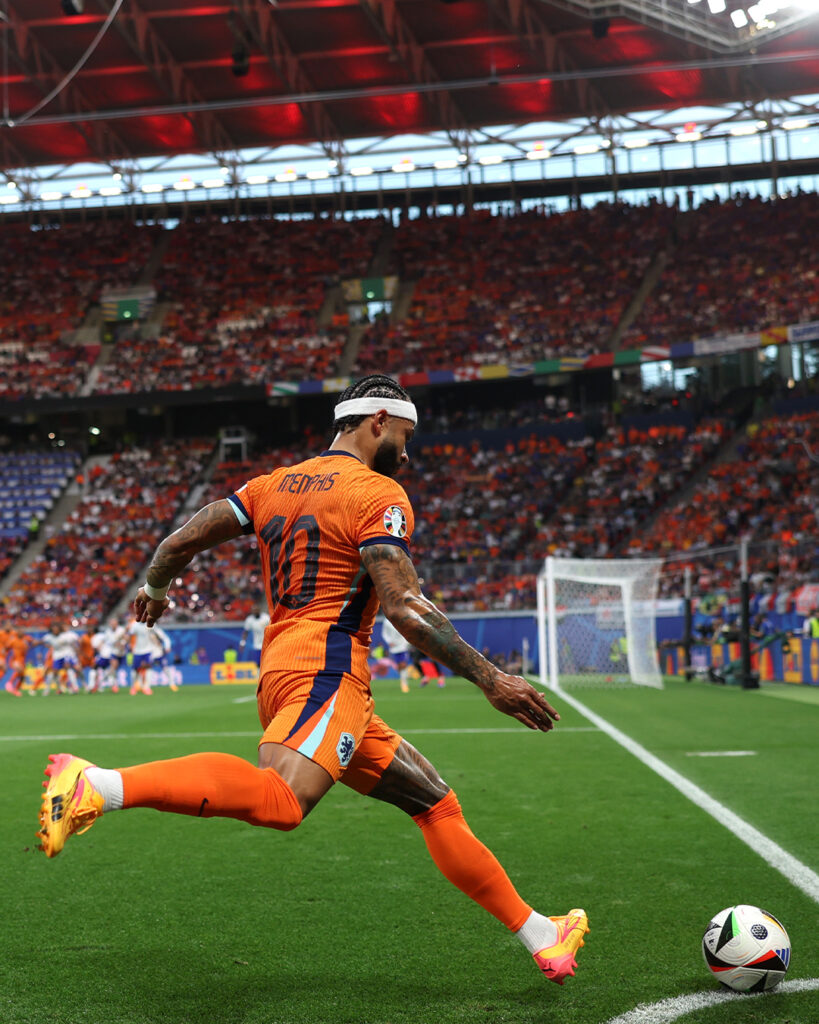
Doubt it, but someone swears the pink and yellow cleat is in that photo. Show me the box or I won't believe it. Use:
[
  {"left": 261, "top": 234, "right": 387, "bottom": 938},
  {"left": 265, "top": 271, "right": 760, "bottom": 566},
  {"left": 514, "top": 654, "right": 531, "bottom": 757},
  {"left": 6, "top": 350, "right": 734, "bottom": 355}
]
[
  {"left": 533, "top": 908, "right": 589, "bottom": 985},
  {"left": 36, "top": 753, "right": 104, "bottom": 858}
]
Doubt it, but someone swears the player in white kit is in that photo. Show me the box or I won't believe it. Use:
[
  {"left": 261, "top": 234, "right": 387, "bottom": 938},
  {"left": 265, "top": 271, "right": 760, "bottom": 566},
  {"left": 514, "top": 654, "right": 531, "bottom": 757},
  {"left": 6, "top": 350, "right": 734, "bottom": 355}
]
[
  {"left": 43, "top": 624, "right": 81, "bottom": 694},
  {"left": 381, "top": 617, "right": 413, "bottom": 693},
  {"left": 149, "top": 624, "right": 180, "bottom": 691},
  {"left": 89, "top": 619, "right": 127, "bottom": 693},
  {"left": 239, "top": 604, "right": 267, "bottom": 667},
  {"left": 128, "top": 620, "right": 157, "bottom": 696}
]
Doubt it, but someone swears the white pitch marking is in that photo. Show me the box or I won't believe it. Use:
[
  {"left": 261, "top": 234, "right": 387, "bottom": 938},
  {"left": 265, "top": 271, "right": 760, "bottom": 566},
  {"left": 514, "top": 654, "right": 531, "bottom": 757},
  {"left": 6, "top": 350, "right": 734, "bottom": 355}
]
[
  {"left": 552, "top": 685, "right": 819, "bottom": 904},
  {"left": 232, "top": 695, "right": 257, "bottom": 704},
  {"left": 402, "top": 726, "right": 598, "bottom": 735},
  {"left": 685, "top": 750, "right": 757, "bottom": 758},
  {"left": 603, "top": 977, "right": 819, "bottom": 1024},
  {"left": 0, "top": 726, "right": 598, "bottom": 743}
]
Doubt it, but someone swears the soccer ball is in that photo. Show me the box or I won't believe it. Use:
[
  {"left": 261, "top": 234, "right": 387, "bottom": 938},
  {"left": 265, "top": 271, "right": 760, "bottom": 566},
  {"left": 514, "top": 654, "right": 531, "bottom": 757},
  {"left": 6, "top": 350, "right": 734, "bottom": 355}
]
[{"left": 702, "top": 904, "right": 791, "bottom": 993}]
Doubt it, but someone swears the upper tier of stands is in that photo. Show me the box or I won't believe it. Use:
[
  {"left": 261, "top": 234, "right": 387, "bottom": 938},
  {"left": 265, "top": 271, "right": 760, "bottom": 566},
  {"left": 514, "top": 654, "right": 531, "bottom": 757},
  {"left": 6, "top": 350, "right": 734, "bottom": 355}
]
[
  {"left": 622, "top": 193, "right": 819, "bottom": 348},
  {"left": 94, "top": 217, "right": 382, "bottom": 393},
  {"left": 355, "top": 202, "right": 676, "bottom": 374},
  {"left": 1, "top": 195, "right": 816, "bottom": 401},
  {"left": 0, "top": 220, "right": 161, "bottom": 402},
  {"left": 0, "top": 220, "right": 161, "bottom": 346}
]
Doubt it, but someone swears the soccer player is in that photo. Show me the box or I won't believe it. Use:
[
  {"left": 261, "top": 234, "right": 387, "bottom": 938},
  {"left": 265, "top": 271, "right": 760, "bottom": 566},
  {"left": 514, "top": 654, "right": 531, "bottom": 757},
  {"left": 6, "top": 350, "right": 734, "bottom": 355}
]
[
  {"left": 239, "top": 602, "right": 267, "bottom": 667},
  {"left": 127, "top": 621, "right": 155, "bottom": 695},
  {"left": 36, "top": 375, "right": 589, "bottom": 986},
  {"left": 4, "top": 630, "right": 29, "bottom": 697},
  {"left": 149, "top": 624, "right": 180, "bottom": 691},
  {"left": 42, "top": 622, "right": 81, "bottom": 694},
  {"left": 90, "top": 618, "right": 127, "bottom": 693},
  {"left": 380, "top": 616, "right": 413, "bottom": 693}
]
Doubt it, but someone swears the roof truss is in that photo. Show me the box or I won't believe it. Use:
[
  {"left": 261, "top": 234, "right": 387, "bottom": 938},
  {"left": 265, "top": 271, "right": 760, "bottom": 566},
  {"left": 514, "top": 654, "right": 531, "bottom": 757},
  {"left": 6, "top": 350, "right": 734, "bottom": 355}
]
[
  {"left": 230, "top": 0, "right": 348, "bottom": 164},
  {"left": 1, "top": 2, "right": 134, "bottom": 167},
  {"left": 96, "top": 0, "right": 239, "bottom": 162}
]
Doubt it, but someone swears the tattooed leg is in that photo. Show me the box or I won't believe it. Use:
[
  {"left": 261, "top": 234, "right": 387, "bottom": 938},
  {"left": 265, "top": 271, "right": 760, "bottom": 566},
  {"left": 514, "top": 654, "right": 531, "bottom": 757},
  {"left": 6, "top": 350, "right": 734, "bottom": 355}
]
[{"left": 366, "top": 740, "right": 450, "bottom": 816}]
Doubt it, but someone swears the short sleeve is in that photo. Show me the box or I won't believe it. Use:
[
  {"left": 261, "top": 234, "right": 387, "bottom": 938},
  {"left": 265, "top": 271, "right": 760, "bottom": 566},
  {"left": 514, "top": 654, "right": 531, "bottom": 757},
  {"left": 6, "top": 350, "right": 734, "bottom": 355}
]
[
  {"left": 227, "top": 480, "right": 256, "bottom": 536},
  {"left": 356, "top": 477, "right": 415, "bottom": 554}
]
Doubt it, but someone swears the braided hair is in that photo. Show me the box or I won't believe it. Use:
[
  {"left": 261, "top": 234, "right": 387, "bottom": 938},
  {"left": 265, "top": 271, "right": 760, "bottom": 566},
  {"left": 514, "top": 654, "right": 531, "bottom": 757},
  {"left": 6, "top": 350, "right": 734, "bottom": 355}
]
[{"left": 332, "top": 374, "right": 411, "bottom": 434}]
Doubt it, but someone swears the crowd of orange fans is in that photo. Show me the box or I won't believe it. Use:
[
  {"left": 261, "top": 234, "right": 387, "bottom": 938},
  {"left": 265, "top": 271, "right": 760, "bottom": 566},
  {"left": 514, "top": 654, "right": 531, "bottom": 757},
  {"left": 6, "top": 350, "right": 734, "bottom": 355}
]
[
  {"left": 94, "top": 216, "right": 382, "bottom": 393},
  {"left": 354, "top": 201, "right": 676, "bottom": 375},
  {"left": 152, "top": 413, "right": 744, "bottom": 619},
  {"left": 629, "top": 410, "right": 819, "bottom": 599},
  {"left": 622, "top": 193, "right": 819, "bottom": 349},
  {"left": 0, "top": 220, "right": 160, "bottom": 401},
  {"left": 1, "top": 197, "right": 818, "bottom": 402}
]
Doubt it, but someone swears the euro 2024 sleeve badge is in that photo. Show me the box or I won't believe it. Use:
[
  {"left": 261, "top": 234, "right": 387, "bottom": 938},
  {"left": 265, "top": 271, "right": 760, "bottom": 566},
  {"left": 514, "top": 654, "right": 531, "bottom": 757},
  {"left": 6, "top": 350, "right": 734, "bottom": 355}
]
[{"left": 383, "top": 505, "right": 407, "bottom": 539}]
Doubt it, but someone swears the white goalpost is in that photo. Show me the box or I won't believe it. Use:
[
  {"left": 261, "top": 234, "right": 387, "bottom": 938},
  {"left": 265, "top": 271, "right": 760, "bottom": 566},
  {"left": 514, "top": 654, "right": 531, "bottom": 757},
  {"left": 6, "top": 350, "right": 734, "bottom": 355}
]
[{"left": 536, "top": 556, "right": 664, "bottom": 690}]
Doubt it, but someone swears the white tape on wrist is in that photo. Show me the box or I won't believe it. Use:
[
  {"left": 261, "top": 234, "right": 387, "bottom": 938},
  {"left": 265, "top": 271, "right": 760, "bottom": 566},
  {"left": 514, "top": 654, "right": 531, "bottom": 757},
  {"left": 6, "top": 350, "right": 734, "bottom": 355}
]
[{"left": 143, "top": 580, "right": 170, "bottom": 601}]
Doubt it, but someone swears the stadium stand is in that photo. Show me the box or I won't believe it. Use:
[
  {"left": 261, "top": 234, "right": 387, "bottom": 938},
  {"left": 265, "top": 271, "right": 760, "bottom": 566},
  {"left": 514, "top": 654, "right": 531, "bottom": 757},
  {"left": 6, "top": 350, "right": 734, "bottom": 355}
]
[
  {"left": 622, "top": 193, "right": 819, "bottom": 348},
  {"left": 0, "top": 219, "right": 161, "bottom": 401},
  {"left": 94, "top": 216, "right": 384, "bottom": 393},
  {"left": 0, "top": 440, "right": 213, "bottom": 630},
  {"left": 0, "top": 449, "right": 81, "bottom": 587},
  {"left": 354, "top": 201, "right": 676, "bottom": 375},
  {"left": 0, "top": 449, "right": 81, "bottom": 539},
  {"left": 629, "top": 409, "right": 819, "bottom": 600}
]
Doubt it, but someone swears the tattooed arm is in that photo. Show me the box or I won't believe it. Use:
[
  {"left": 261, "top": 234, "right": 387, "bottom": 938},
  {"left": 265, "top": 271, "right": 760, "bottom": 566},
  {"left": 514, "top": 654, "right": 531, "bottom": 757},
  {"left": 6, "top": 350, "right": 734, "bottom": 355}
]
[
  {"left": 134, "top": 500, "right": 246, "bottom": 627},
  {"left": 360, "top": 543, "right": 560, "bottom": 732}
]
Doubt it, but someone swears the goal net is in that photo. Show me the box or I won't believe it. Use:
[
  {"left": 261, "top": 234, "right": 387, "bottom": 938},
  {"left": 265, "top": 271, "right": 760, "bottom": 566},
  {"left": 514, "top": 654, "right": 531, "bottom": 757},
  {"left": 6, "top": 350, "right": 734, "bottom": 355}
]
[{"left": 536, "top": 556, "right": 663, "bottom": 690}]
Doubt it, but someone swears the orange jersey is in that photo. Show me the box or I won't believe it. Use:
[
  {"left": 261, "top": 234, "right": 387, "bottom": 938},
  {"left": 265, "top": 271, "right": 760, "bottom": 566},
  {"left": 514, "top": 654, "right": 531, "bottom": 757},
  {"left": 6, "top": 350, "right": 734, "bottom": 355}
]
[
  {"left": 229, "top": 450, "right": 414, "bottom": 684},
  {"left": 79, "top": 633, "right": 95, "bottom": 667},
  {"left": 8, "top": 632, "right": 28, "bottom": 666}
]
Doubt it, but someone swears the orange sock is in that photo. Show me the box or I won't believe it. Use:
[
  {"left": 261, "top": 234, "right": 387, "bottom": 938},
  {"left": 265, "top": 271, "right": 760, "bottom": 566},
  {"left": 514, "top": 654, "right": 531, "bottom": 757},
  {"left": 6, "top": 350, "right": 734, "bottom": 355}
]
[
  {"left": 120, "top": 752, "right": 302, "bottom": 831},
  {"left": 413, "top": 790, "right": 531, "bottom": 931}
]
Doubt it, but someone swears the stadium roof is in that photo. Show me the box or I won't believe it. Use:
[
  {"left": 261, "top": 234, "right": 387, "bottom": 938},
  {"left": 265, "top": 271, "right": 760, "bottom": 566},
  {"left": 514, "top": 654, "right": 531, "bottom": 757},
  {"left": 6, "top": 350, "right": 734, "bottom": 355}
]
[{"left": 1, "top": 0, "right": 818, "bottom": 173}]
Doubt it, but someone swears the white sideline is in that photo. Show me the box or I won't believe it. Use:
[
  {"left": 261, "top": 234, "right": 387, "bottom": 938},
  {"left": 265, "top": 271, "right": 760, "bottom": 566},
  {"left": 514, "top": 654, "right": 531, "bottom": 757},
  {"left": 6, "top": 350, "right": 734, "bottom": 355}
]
[
  {"left": 0, "top": 726, "right": 598, "bottom": 743},
  {"left": 603, "top": 977, "right": 819, "bottom": 1024},
  {"left": 552, "top": 685, "right": 819, "bottom": 904}
]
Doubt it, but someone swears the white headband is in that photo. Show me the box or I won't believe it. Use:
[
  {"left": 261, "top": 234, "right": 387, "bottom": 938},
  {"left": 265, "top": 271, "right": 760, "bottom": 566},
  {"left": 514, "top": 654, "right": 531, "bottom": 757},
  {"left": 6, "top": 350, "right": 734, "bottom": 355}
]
[{"left": 334, "top": 397, "right": 418, "bottom": 426}]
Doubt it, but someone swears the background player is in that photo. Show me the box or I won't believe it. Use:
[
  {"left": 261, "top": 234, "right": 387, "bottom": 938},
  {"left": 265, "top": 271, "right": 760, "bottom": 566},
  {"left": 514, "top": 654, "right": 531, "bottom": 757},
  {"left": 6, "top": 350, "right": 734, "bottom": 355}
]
[
  {"left": 150, "top": 623, "right": 180, "bottom": 691},
  {"left": 3, "top": 630, "right": 30, "bottom": 697},
  {"left": 36, "top": 374, "right": 588, "bottom": 986},
  {"left": 43, "top": 621, "right": 81, "bottom": 694},
  {"left": 239, "top": 602, "right": 267, "bottom": 668},
  {"left": 90, "top": 618, "right": 127, "bottom": 693},
  {"left": 380, "top": 616, "right": 413, "bottom": 693},
  {"left": 127, "top": 620, "right": 155, "bottom": 695}
]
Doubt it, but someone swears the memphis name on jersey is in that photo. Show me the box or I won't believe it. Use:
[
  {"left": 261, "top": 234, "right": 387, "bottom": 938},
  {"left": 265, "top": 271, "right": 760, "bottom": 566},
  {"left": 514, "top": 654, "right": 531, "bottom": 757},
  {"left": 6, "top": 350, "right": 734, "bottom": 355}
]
[{"left": 276, "top": 470, "right": 339, "bottom": 495}]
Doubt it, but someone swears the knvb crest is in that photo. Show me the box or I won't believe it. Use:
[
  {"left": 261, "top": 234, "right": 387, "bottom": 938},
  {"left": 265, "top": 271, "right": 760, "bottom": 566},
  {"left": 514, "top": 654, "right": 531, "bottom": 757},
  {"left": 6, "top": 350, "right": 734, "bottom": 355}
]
[{"left": 336, "top": 732, "right": 355, "bottom": 767}]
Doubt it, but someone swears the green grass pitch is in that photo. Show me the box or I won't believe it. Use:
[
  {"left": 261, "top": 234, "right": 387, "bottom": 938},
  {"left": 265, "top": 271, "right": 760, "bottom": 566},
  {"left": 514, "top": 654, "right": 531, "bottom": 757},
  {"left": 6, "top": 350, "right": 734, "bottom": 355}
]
[{"left": 1, "top": 677, "right": 817, "bottom": 1024}]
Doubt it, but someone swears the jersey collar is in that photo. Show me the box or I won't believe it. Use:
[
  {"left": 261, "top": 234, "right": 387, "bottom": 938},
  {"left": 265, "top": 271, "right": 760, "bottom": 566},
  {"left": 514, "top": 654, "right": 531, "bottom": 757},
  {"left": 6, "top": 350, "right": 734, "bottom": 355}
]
[{"left": 319, "top": 449, "right": 363, "bottom": 462}]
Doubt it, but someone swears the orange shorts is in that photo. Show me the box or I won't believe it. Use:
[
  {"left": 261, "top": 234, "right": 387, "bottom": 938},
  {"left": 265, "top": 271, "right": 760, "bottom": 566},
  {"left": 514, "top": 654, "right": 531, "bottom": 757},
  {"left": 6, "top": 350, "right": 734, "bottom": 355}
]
[{"left": 257, "top": 669, "right": 402, "bottom": 790}]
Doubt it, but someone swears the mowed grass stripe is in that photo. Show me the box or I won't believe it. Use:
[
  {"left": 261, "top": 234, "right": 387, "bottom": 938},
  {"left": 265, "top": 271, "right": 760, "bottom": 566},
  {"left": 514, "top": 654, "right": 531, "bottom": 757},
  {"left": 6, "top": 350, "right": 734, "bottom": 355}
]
[{"left": 553, "top": 683, "right": 819, "bottom": 904}]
